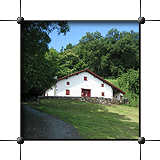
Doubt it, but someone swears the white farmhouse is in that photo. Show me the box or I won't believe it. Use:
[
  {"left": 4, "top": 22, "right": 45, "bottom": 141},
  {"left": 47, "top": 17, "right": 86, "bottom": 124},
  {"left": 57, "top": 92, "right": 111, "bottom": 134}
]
[{"left": 43, "top": 69, "right": 125, "bottom": 100}]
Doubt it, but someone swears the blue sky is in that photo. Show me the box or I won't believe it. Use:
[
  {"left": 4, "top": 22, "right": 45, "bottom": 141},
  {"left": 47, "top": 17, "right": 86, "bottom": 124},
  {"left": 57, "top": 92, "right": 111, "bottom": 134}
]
[{"left": 48, "top": 21, "right": 139, "bottom": 52}]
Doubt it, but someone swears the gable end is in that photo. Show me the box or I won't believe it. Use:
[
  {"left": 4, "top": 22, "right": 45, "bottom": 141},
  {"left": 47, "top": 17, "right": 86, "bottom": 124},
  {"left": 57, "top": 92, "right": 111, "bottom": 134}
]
[{"left": 57, "top": 69, "right": 126, "bottom": 94}]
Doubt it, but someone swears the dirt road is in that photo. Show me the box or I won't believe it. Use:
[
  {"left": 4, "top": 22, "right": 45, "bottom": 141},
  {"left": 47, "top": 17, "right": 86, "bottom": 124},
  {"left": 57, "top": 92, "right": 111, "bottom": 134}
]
[{"left": 21, "top": 104, "right": 82, "bottom": 139}]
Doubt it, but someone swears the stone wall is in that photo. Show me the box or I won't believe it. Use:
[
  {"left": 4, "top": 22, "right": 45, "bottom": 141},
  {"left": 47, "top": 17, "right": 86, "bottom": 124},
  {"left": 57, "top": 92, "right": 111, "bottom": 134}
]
[{"left": 37, "top": 96, "right": 129, "bottom": 106}]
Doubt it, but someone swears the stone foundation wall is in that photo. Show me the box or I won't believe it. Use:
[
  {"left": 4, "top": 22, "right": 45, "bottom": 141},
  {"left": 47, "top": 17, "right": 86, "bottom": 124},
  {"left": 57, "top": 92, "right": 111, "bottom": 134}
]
[{"left": 37, "top": 96, "right": 129, "bottom": 105}]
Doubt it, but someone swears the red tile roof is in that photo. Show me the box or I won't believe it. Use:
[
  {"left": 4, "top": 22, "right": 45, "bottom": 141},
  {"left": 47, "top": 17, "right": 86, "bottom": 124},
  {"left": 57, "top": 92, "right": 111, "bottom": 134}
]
[{"left": 57, "top": 69, "right": 126, "bottom": 94}]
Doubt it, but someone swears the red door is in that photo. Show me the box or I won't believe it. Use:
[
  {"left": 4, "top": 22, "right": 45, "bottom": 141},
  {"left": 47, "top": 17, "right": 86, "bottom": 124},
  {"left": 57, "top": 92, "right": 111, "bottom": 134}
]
[
  {"left": 87, "top": 90, "right": 90, "bottom": 97},
  {"left": 82, "top": 89, "right": 85, "bottom": 97},
  {"left": 84, "top": 90, "right": 87, "bottom": 97},
  {"left": 82, "top": 89, "right": 91, "bottom": 97},
  {"left": 85, "top": 90, "right": 89, "bottom": 97}
]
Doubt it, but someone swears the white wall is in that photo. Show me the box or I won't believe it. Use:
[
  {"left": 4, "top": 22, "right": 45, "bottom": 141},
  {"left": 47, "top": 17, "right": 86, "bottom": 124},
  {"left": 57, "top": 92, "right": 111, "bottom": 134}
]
[
  {"left": 44, "top": 85, "right": 55, "bottom": 96},
  {"left": 44, "top": 72, "right": 126, "bottom": 99},
  {"left": 55, "top": 71, "right": 113, "bottom": 98},
  {"left": 114, "top": 93, "right": 123, "bottom": 100}
]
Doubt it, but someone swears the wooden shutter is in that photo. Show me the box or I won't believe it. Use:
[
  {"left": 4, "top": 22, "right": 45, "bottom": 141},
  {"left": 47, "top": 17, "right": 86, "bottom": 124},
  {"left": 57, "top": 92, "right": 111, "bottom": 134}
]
[
  {"left": 101, "top": 84, "right": 104, "bottom": 87},
  {"left": 66, "top": 90, "right": 70, "bottom": 95},
  {"left": 84, "top": 77, "right": 87, "bottom": 81},
  {"left": 67, "top": 82, "right": 70, "bottom": 85},
  {"left": 102, "top": 92, "right": 104, "bottom": 96}
]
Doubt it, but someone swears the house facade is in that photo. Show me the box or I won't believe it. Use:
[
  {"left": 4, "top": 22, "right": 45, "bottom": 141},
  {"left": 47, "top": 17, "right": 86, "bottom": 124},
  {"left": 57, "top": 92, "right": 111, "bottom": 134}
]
[{"left": 44, "top": 69, "right": 125, "bottom": 100}]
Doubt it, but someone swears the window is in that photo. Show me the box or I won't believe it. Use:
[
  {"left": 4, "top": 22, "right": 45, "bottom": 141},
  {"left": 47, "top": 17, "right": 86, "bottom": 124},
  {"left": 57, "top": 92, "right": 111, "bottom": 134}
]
[
  {"left": 102, "top": 92, "right": 104, "bottom": 96},
  {"left": 66, "top": 89, "right": 70, "bottom": 95},
  {"left": 101, "top": 84, "right": 104, "bottom": 87},
  {"left": 67, "top": 82, "right": 70, "bottom": 85},
  {"left": 84, "top": 77, "right": 87, "bottom": 81}
]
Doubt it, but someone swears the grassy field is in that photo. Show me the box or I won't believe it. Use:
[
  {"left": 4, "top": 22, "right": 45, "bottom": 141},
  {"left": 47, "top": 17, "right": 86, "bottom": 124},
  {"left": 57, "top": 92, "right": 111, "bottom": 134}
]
[{"left": 23, "top": 99, "right": 139, "bottom": 139}]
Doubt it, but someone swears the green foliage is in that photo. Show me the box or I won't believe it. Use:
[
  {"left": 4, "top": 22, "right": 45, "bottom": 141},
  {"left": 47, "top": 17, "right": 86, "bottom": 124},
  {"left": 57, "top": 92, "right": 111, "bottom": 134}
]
[
  {"left": 117, "top": 69, "right": 139, "bottom": 107},
  {"left": 65, "top": 29, "right": 139, "bottom": 78},
  {"left": 57, "top": 49, "right": 87, "bottom": 77},
  {"left": 117, "top": 69, "right": 139, "bottom": 95},
  {"left": 64, "top": 43, "right": 74, "bottom": 51},
  {"left": 76, "top": 31, "right": 105, "bottom": 74},
  {"left": 105, "top": 69, "right": 139, "bottom": 107},
  {"left": 21, "top": 21, "right": 70, "bottom": 100},
  {"left": 104, "top": 69, "right": 139, "bottom": 107},
  {"left": 101, "top": 29, "right": 139, "bottom": 78}
]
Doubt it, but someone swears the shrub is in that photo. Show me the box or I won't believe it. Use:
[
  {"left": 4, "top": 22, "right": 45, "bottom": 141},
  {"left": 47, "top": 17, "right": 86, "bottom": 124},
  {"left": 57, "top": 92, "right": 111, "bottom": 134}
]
[{"left": 116, "top": 69, "right": 139, "bottom": 107}]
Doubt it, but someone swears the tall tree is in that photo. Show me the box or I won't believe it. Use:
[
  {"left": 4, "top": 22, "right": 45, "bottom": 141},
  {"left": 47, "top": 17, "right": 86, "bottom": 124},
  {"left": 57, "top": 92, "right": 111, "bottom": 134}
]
[
  {"left": 64, "top": 43, "right": 74, "bottom": 51},
  {"left": 76, "top": 31, "right": 105, "bottom": 75},
  {"left": 21, "top": 21, "right": 70, "bottom": 100},
  {"left": 69, "top": 29, "right": 139, "bottom": 78},
  {"left": 57, "top": 49, "right": 87, "bottom": 78},
  {"left": 101, "top": 29, "right": 139, "bottom": 78}
]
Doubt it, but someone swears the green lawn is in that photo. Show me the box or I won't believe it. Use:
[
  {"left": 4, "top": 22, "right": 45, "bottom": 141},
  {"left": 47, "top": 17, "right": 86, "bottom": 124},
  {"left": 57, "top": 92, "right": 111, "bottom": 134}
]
[{"left": 23, "top": 99, "right": 139, "bottom": 139}]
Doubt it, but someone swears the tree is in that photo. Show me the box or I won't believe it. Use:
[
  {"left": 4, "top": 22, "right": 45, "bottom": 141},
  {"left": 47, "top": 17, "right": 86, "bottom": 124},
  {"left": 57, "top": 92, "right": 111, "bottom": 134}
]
[
  {"left": 101, "top": 29, "right": 139, "bottom": 78},
  {"left": 21, "top": 21, "right": 70, "bottom": 100},
  {"left": 103, "top": 34, "right": 139, "bottom": 78},
  {"left": 64, "top": 43, "right": 74, "bottom": 51},
  {"left": 105, "top": 28, "right": 121, "bottom": 44},
  {"left": 61, "top": 29, "right": 139, "bottom": 79},
  {"left": 75, "top": 31, "right": 105, "bottom": 75},
  {"left": 57, "top": 49, "right": 87, "bottom": 77},
  {"left": 117, "top": 69, "right": 139, "bottom": 107}
]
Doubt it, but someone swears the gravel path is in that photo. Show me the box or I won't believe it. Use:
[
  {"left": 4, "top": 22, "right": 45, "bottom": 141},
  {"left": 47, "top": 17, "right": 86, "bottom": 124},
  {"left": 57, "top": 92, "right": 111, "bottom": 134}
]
[{"left": 21, "top": 104, "right": 82, "bottom": 139}]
